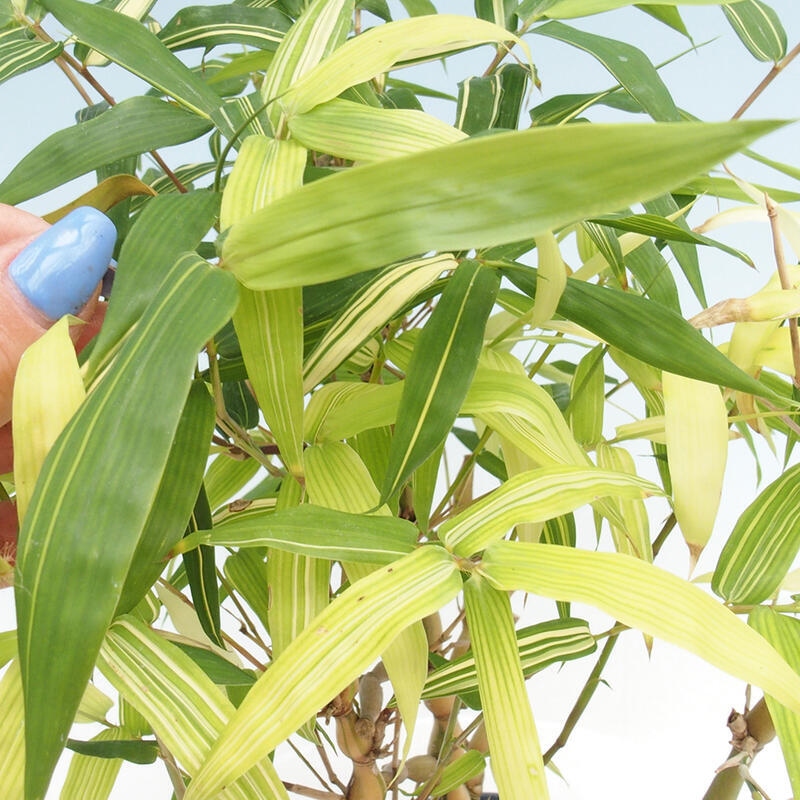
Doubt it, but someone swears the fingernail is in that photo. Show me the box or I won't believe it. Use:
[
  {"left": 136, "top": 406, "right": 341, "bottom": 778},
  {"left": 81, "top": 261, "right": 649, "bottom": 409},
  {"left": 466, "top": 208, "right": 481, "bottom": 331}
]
[{"left": 8, "top": 207, "right": 117, "bottom": 320}]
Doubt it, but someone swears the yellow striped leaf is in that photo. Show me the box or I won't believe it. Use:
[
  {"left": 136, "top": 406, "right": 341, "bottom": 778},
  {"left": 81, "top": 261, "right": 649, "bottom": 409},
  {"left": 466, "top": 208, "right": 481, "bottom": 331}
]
[
  {"left": 441, "top": 465, "right": 659, "bottom": 557},
  {"left": 530, "top": 231, "right": 567, "bottom": 327},
  {"left": 748, "top": 607, "right": 800, "bottom": 798},
  {"left": 712, "top": 463, "right": 800, "bottom": 604},
  {"left": 463, "top": 576, "right": 549, "bottom": 799},
  {"left": 289, "top": 98, "right": 466, "bottom": 163},
  {"left": 303, "top": 253, "right": 455, "bottom": 392},
  {"left": 723, "top": 0, "right": 787, "bottom": 62},
  {"left": 185, "top": 546, "right": 461, "bottom": 799},
  {"left": 11, "top": 316, "right": 84, "bottom": 524},
  {"left": 259, "top": 0, "right": 354, "bottom": 134},
  {"left": 59, "top": 728, "right": 128, "bottom": 800},
  {"left": 481, "top": 539, "right": 800, "bottom": 719},
  {"left": 222, "top": 136, "right": 306, "bottom": 476},
  {"left": 15, "top": 255, "right": 237, "bottom": 800},
  {"left": 279, "top": 14, "right": 530, "bottom": 117},
  {"left": 99, "top": 616, "right": 288, "bottom": 800},
  {"left": 663, "top": 371, "right": 729, "bottom": 567},
  {"left": 222, "top": 121, "right": 782, "bottom": 291},
  {"left": 0, "top": 659, "right": 24, "bottom": 799}
]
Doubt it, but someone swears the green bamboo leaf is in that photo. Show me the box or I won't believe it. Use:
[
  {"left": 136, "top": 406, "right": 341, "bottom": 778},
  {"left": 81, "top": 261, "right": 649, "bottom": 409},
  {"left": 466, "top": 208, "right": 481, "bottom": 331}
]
[
  {"left": 222, "top": 120, "right": 784, "bottom": 290},
  {"left": 257, "top": 0, "right": 354, "bottom": 136},
  {"left": 0, "top": 27, "right": 62, "bottom": 86},
  {"left": 0, "top": 97, "right": 212, "bottom": 206},
  {"left": 722, "top": 0, "right": 786, "bottom": 62},
  {"left": 60, "top": 729, "right": 135, "bottom": 800},
  {"left": 175, "top": 504, "right": 418, "bottom": 563},
  {"left": 224, "top": 549, "right": 270, "bottom": 629},
  {"left": 157, "top": 4, "right": 290, "bottom": 51},
  {"left": 481, "top": 539, "right": 800, "bottom": 719},
  {"left": 505, "top": 266, "right": 777, "bottom": 398},
  {"left": 679, "top": 175, "right": 800, "bottom": 204},
  {"left": 539, "top": 0, "right": 749, "bottom": 17},
  {"left": 87, "top": 190, "right": 220, "bottom": 382},
  {"left": 382, "top": 261, "right": 500, "bottom": 500},
  {"left": 441, "top": 465, "right": 658, "bottom": 557},
  {"left": 748, "top": 607, "right": 800, "bottom": 799},
  {"left": 304, "top": 254, "right": 454, "bottom": 391},
  {"left": 279, "top": 14, "right": 529, "bottom": 118},
  {"left": 289, "top": 97, "right": 466, "bottom": 163},
  {"left": 99, "top": 616, "right": 289, "bottom": 800},
  {"left": 566, "top": 344, "right": 605, "bottom": 447},
  {"left": 422, "top": 617, "right": 595, "bottom": 702},
  {"left": 712, "top": 463, "right": 800, "bottom": 604},
  {"left": 534, "top": 21, "right": 680, "bottom": 121},
  {"left": 635, "top": 4, "right": 690, "bottom": 37},
  {"left": 464, "top": 576, "right": 549, "bottom": 799},
  {"left": 591, "top": 213, "right": 754, "bottom": 269},
  {"left": 38, "top": 0, "right": 224, "bottom": 123},
  {"left": 116, "top": 381, "right": 216, "bottom": 614},
  {"left": 174, "top": 642, "right": 256, "bottom": 687},
  {"left": 185, "top": 545, "right": 461, "bottom": 799},
  {"left": 65, "top": 733, "right": 158, "bottom": 765},
  {"left": 182, "top": 485, "right": 224, "bottom": 647},
  {"left": 15, "top": 255, "right": 237, "bottom": 800},
  {"left": 456, "top": 73, "right": 502, "bottom": 134},
  {"left": 222, "top": 136, "right": 306, "bottom": 476}
]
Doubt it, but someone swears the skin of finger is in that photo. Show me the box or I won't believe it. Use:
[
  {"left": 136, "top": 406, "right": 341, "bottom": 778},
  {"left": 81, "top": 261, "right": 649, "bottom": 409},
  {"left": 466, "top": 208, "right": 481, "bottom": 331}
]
[{"left": 0, "top": 205, "right": 103, "bottom": 426}]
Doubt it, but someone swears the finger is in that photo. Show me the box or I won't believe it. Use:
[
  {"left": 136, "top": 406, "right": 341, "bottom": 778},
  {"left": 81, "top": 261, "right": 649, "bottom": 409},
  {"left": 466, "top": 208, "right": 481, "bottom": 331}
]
[{"left": 0, "top": 205, "right": 116, "bottom": 426}]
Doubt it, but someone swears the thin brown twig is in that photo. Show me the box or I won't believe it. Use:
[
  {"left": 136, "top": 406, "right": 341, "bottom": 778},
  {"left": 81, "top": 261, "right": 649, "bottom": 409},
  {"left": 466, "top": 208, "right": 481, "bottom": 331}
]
[
  {"left": 155, "top": 734, "right": 187, "bottom": 799},
  {"left": 316, "top": 743, "right": 349, "bottom": 794},
  {"left": 765, "top": 195, "right": 800, "bottom": 389},
  {"left": 731, "top": 40, "right": 800, "bottom": 119},
  {"left": 282, "top": 783, "right": 343, "bottom": 800}
]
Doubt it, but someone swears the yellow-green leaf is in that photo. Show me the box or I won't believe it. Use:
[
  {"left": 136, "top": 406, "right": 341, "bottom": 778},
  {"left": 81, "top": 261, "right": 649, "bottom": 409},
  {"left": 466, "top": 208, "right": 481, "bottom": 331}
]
[{"left": 481, "top": 539, "right": 800, "bottom": 718}]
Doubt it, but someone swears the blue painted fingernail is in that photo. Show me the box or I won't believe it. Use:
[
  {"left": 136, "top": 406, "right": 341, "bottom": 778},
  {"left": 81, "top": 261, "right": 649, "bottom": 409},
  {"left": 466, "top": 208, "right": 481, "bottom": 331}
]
[{"left": 8, "top": 207, "right": 117, "bottom": 320}]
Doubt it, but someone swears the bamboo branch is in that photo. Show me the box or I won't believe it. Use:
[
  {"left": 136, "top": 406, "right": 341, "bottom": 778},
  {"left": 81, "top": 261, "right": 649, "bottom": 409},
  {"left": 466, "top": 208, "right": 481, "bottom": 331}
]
[{"left": 731, "top": 40, "right": 800, "bottom": 120}]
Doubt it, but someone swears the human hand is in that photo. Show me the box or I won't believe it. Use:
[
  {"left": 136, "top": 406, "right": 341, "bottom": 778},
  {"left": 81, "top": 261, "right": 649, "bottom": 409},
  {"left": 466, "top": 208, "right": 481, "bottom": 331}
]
[{"left": 0, "top": 204, "right": 116, "bottom": 580}]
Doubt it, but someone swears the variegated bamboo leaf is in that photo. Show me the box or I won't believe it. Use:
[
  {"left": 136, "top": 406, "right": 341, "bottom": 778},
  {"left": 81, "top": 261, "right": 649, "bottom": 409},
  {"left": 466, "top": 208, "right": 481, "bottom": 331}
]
[
  {"left": 722, "top": 0, "right": 787, "bottom": 62},
  {"left": 712, "top": 463, "right": 800, "bottom": 604},
  {"left": 530, "top": 231, "right": 567, "bottom": 327},
  {"left": 422, "top": 618, "right": 596, "bottom": 701},
  {"left": 60, "top": 728, "right": 131, "bottom": 800},
  {"left": 222, "top": 136, "right": 306, "bottom": 476},
  {"left": 175, "top": 504, "right": 417, "bottom": 563},
  {"left": 222, "top": 121, "right": 782, "bottom": 291},
  {"left": 185, "top": 546, "right": 461, "bottom": 799},
  {"left": 0, "top": 27, "right": 62, "bottom": 86},
  {"left": 748, "top": 607, "right": 800, "bottom": 799},
  {"left": 463, "top": 575, "right": 549, "bottom": 799},
  {"left": 538, "top": 0, "right": 752, "bottom": 17},
  {"left": 441, "top": 465, "right": 658, "bottom": 557},
  {"left": 98, "top": 616, "right": 288, "bottom": 800},
  {"left": 303, "top": 254, "right": 455, "bottom": 392},
  {"left": 289, "top": 98, "right": 466, "bottom": 163},
  {"left": 0, "top": 659, "right": 24, "bottom": 799},
  {"left": 15, "top": 256, "right": 237, "bottom": 800},
  {"left": 481, "top": 539, "right": 800, "bottom": 718},
  {"left": 157, "top": 4, "right": 290, "bottom": 52},
  {"left": 279, "top": 14, "right": 530, "bottom": 117}
]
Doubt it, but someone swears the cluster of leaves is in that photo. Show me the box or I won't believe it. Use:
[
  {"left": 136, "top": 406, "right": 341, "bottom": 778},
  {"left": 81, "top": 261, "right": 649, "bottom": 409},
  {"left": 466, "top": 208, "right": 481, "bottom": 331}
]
[{"left": 1, "top": 0, "right": 800, "bottom": 799}]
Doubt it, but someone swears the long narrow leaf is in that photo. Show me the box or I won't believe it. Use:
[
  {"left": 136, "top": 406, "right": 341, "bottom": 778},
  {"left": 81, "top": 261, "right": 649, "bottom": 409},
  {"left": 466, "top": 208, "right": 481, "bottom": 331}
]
[
  {"left": 722, "top": 0, "right": 787, "bottom": 62},
  {"left": 185, "top": 546, "right": 461, "bottom": 799},
  {"left": 0, "top": 97, "right": 212, "bottom": 206},
  {"left": 15, "top": 256, "right": 237, "bottom": 800},
  {"left": 38, "top": 0, "right": 223, "bottom": 122},
  {"left": 441, "top": 465, "right": 659, "bottom": 557},
  {"left": 463, "top": 576, "right": 549, "bottom": 799},
  {"left": 480, "top": 539, "right": 800, "bottom": 719},
  {"left": 0, "top": 27, "right": 62, "bottom": 86},
  {"left": 222, "top": 120, "right": 783, "bottom": 290},
  {"left": 175, "top": 504, "right": 418, "bottom": 563},
  {"left": 99, "top": 616, "right": 288, "bottom": 800},
  {"left": 382, "top": 261, "right": 500, "bottom": 500}
]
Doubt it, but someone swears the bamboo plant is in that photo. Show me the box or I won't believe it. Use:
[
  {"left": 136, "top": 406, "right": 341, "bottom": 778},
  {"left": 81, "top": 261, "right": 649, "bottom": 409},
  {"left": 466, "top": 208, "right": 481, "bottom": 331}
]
[{"left": 1, "top": 0, "right": 800, "bottom": 798}]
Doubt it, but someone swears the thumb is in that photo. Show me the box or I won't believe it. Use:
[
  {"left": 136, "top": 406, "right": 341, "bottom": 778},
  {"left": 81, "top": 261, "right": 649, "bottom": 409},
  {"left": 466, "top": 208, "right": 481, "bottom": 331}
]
[{"left": 0, "top": 205, "right": 116, "bottom": 426}]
